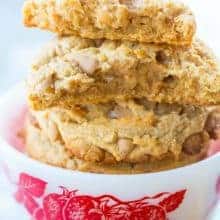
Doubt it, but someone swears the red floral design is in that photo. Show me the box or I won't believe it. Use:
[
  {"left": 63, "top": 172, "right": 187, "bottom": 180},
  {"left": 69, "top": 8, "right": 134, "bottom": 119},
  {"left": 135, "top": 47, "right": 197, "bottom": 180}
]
[{"left": 14, "top": 173, "right": 187, "bottom": 220}]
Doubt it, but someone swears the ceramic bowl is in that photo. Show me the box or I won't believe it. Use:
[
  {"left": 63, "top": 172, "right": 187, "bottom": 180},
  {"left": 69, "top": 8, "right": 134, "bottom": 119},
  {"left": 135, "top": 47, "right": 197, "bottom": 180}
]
[{"left": 0, "top": 84, "right": 219, "bottom": 220}]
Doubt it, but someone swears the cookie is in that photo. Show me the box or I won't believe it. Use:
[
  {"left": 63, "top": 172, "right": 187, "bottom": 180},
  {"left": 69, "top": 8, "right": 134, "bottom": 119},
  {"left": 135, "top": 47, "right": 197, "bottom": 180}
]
[
  {"left": 23, "top": 0, "right": 195, "bottom": 45},
  {"left": 30, "top": 98, "right": 210, "bottom": 164},
  {"left": 25, "top": 116, "right": 208, "bottom": 174},
  {"left": 27, "top": 36, "right": 220, "bottom": 110}
]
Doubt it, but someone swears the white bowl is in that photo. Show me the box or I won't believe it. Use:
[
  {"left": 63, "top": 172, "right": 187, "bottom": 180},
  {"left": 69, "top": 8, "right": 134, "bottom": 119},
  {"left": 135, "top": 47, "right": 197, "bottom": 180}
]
[{"left": 0, "top": 83, "right": 219, "bottom": 220}]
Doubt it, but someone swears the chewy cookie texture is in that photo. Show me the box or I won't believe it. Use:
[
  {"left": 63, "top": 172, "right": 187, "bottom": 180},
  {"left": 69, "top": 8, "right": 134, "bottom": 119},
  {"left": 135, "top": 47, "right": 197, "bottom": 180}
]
[
  {"left": 27, "top": 36, "right": 220, "bottom": 110},
  {"left": 23, "top": 0, "right": 219, "bottom": 173},
  {"left": 30, "top": 99, "right": 210, "bottom": 164},
  {"left": 25, "top": 114, "right": 208, "bottom": 174},
  {"left": 23, "top": 0, "right": 195, "bottom": 45}
]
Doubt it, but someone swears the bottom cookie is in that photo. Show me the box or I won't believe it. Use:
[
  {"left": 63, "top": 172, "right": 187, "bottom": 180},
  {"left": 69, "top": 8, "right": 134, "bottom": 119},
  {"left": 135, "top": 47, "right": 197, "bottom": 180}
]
[{"left": 25, "top": 118, "right": 207, "bottom": 174}]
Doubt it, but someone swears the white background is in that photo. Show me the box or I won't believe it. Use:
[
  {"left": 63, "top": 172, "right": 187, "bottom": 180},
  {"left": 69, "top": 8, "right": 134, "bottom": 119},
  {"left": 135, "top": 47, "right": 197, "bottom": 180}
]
[{"left": 0, "top": 0, "right": 219, "bottom": 219}]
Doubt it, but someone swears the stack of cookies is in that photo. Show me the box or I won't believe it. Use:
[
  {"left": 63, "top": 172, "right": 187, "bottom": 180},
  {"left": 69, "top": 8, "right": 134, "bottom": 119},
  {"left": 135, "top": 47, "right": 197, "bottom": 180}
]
[{"left": 23, "top": 0, "right": 220, "bottom": 174}]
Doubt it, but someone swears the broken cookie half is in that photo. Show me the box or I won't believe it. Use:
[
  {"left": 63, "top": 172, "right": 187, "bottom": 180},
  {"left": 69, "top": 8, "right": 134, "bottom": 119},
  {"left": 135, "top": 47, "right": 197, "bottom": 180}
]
[
  {"left": 23, "top": 0, "right": 196, "bottom": 45},
  {"left": 27, "top": 36, "right": 220, "bottom": 110}
]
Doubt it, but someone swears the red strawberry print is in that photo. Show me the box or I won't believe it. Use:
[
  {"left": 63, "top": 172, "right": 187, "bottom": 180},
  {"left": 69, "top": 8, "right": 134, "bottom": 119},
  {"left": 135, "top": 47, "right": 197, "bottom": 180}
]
[
  {"left": 104, "top": 203, "right": 132, "bottom": 220},
  {"left": 43, "top": 193, "right": 66, "bottom": 220},
  {"left": 43, "top": 188, "right": 78, "bottom": 220},
  {"left": 130, "top": 205, "right": 166, "bottom": 220},
  {"left": 144, "top": 205, "right": 166, "bottom": 220},
  {"left": 14, "top": 173, "right": 187, "bottom": 220},
  {"left": 95, "top": 195, "right": 128, "bottom": 219},
  {"left": 159, "top": 190, "right": 186, "bottom": 212},
  {"left": 63, "top": 196, "right": 98, "bottom": 220},
  {"left": 34, "top": 208, "right": 46, "bottom": 220}
]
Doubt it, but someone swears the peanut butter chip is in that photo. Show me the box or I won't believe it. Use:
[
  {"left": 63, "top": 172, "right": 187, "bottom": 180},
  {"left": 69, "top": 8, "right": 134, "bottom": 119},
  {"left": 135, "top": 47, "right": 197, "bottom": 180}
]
[
  {"left": 205, "top": 110, "right": 220, "bottom": 139},
  {"left": 214, "top": 129, "right": 220, "bottom": 139},
  {"left": 48, "top": 120, "right": 59, "bottom": 141},
  {"left": 182, "top": 133, "right": 203, "bottom": 155},
  {"left": 117, "top": 138, "right": 134, "bottom": 159},
  {"left": 132, "top": 0, "right": 144, "bottom": 8},
  {"left": 108, "top": 106, "right": 132, "bottom": 119},
  {"left": 119, "top": 0, "right": 143, "bottom": 8},
  {"left": 73, "top": 54, "right": 99, "bottom": 75}
]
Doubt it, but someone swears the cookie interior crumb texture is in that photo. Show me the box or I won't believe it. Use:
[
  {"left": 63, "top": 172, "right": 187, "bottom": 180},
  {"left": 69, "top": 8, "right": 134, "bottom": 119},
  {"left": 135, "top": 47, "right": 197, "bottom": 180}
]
[
  {"left": 22, "top": 0, "right": 219, "bottom": 174},
  {"left": 25, "top": 115, "right": 208, "bottom": 174},
  {"left": 23, "top": 0, "right": 196, "bottom": 45},
  {"left": 29, "top": 99, "right": 212, "bottom": 164},
  {"left": 27, "top": 36, "right": 220, "bottom": 110}
]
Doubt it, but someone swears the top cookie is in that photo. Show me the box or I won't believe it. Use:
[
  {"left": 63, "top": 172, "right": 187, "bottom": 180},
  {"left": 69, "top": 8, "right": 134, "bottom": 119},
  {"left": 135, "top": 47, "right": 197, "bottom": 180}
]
[
  {"left": 27, "top": 36, "right": 220, "bottom": 110},
  {"left": 23, "top": 0, "right": 196, "bottom": 45}
]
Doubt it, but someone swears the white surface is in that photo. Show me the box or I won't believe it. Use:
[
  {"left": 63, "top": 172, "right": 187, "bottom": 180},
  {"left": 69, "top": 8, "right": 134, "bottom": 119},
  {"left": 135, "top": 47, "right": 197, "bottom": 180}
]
[
  {"left": 0, "top": 172, "right": 29, "bottom": 220},
  {"left": 0, "top": 0, "right": 220, "bottom": 219}
]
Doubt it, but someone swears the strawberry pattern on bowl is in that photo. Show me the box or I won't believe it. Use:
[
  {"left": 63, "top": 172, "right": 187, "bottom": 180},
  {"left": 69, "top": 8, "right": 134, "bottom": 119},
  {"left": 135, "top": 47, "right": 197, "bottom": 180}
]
[{"left": 14, "top": 173, "right": 186, "bottom": 220}]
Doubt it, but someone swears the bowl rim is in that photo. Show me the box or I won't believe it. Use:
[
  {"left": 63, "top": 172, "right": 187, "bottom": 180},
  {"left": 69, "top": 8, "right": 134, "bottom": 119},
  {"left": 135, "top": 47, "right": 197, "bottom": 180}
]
[{"left": 0, "top": 82, "right": 219, "bottom": 179}]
